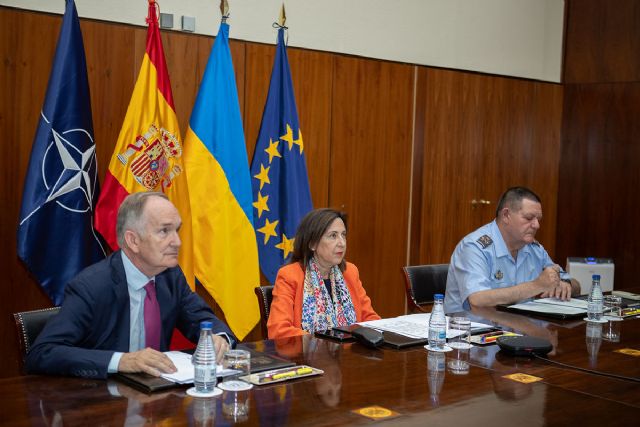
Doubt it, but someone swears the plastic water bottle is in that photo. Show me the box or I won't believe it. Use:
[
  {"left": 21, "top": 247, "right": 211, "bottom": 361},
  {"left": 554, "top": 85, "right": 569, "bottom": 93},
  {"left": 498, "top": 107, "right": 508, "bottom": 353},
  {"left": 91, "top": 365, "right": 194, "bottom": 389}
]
[
  {"left": 428, "top": 294, "right": 447, "bottom": 350},
  {"left": 587, "top": 274, "right": 603, "bottom": 321},
  {"left": 192, "top": 321, "right": 217, "bottom": 393}
]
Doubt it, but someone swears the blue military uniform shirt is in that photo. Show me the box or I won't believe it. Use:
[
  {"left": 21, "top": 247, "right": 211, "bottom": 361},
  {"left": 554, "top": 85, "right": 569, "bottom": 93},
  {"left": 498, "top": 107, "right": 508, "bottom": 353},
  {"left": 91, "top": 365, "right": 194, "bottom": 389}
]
[{"left": 444, "top": 220, "right": 569, "bottom": 313}]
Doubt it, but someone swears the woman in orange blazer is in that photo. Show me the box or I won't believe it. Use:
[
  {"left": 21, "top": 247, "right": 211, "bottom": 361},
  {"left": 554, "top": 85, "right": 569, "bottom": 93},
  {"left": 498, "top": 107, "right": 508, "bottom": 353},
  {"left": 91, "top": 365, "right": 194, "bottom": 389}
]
[{"left": 267, "top": 208, "right": 380, "bottom": 339}]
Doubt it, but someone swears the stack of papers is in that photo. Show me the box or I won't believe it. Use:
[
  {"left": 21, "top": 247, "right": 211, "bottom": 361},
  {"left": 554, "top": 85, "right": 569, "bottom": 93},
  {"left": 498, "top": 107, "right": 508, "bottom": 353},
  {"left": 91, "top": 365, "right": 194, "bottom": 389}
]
[
  {"left": 160, "top": 351, "right": 239, "bottom": 384},
  {"left": 508, "top": 298, "right": 588, "bottom": 315},
  {"left": 359, "top": 314, "right": 492, "bottom": 339}
]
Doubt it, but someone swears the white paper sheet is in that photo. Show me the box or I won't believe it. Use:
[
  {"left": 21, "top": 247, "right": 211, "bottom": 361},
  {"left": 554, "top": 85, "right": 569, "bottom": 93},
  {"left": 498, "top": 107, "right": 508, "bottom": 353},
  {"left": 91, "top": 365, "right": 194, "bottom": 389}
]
[
  {"left": 533, "top": 298, "right": 589, "bottom": 309},
  {"left": 359, "top": 314, "right": 492, "bottom": 339},
  {"left": 160, "top": 351, "right": 238, "bottom": 384},
  {"left": 508, "top": 299, "right": 587, "bottom": 315}
]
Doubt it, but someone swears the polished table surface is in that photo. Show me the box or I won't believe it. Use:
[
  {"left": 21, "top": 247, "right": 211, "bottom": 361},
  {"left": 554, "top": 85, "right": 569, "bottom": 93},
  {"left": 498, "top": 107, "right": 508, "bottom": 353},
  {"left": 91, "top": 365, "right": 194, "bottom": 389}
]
[{"left": 2, "top": 308, "right": 639, "bottom": 426}]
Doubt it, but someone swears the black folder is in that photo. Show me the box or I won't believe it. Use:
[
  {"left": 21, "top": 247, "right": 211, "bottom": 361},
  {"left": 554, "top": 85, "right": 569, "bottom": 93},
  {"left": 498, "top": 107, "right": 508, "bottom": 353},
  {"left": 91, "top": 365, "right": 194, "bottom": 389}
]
[
  {"left": 114, "top": 347, "right": 294, "bottom": 393},
  {"left": 114, "top": 372, "right": 179, "bottom": 393},
  {"left": 381, "top": 331, "right": 428, "bottom": 349},
  {"left": 333, "top": 325, "right": 428, "bottom": 349}
]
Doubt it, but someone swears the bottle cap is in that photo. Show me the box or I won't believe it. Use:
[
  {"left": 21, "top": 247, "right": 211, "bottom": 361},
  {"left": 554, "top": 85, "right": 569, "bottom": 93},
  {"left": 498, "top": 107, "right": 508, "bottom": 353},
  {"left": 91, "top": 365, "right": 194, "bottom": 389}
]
[
  {"left": 592, "top": 274, "right": 601, "bottom": 280},
  {"left": 434, "top": 293, "right": 444, "bottom": 300},
  {"left": 200, "top": 321, "right": 213, "bottom": 330}
]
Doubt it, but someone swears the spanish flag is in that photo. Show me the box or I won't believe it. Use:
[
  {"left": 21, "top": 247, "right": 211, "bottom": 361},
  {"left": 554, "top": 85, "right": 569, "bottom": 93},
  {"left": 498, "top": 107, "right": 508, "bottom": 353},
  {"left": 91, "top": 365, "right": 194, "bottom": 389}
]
[
  {"left": 183, "top": 21, "right": 259, "bottom": 339},
  {"left": 94, "top": 1, "right": 194, "bottom": 289}
]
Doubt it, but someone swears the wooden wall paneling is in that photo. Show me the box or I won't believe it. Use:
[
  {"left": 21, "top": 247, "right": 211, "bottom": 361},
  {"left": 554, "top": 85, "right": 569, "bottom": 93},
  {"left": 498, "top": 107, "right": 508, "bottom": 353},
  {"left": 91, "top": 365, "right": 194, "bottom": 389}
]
[
  {"left": 1, "top": 8, "right": 66, "bottom": 378},
  {"left": 81, "top": 20, "right": 139, "bottom": 186},
  {"left": 477, "top": 77, "right": 563, "bottom": 256},
  {"left": 230, "top": 39, "right": 246, "bottom": 119},
  {"left": 564, "top": 0, "right": 640, "bottom": 84},
  {"left": 243, "top": 42, "right": 274, "bottom": 161},
  {"left": 408, "top": 67, "right": 425, "bottom": 266},
  {"left": 528, "top": 82, "right": 564, "bottom": 257},
  {"left": 329, "top": 56, "right": 414, "bottom": 318},
  {"left": 418, "top": 69, "right": 563, "bottom": 265},
  {"left": 287, "top": 48, "right": 333, "bottom": 208},
  {"left": 161, "top": 31, "right": 213, "bottom": 134},
  {"left": 419, "top": 69, "right": 487, "bottom": 264},
  {"left": 557, "top": 83, "right": 640, "bottom": 288}
]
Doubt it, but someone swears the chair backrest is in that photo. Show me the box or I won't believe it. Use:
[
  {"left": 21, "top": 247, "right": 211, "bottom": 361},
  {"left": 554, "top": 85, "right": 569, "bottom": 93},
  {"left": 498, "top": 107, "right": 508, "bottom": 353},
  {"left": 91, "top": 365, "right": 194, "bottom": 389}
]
[
  {"left": 13, "top": 307, "right": 61, "bottom": 371},
  {"left": 254, "top": 285, "right": 274, "bottom": 339},
  {"left": 402, "top": 264, "right": 449, "bottom": 312}
]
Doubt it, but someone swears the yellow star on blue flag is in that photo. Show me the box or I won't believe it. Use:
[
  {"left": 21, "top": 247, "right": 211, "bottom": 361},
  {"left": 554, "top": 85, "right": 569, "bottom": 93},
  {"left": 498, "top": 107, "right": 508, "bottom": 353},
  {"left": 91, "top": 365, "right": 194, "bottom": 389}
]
[{"left": 249, "top": 26, "right": 313, "bottom": 283}]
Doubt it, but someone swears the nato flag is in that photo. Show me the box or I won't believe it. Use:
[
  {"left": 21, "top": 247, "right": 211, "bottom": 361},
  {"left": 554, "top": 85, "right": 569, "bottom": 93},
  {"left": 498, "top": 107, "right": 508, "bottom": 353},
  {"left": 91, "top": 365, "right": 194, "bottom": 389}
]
[
  {"left": 17, "top": 0, "right": 106, "bottom": 305},
  {"left": 250, "top": 27, "right": 313, "bottom": 284}
]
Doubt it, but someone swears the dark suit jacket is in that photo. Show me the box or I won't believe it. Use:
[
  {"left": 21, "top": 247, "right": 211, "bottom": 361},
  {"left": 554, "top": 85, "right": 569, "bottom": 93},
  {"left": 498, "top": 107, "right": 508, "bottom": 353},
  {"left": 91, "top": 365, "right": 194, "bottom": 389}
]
[{"left": 25, "top": 251, "right": 235, "bottom": 379}]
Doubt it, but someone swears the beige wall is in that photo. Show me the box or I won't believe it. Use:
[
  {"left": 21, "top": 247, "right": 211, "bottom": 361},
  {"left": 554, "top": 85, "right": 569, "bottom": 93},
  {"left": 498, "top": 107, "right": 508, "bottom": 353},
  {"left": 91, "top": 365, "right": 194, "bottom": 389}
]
[{"left": 0, "top": 0, "right": 565, "bottom": 82}]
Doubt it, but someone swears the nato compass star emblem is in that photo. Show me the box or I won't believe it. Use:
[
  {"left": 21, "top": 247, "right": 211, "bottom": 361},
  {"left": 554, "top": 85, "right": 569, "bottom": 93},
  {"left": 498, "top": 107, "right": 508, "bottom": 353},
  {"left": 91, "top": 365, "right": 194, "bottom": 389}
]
[{"left": 20, "top": 113, "right": 102, "bottom": 236}]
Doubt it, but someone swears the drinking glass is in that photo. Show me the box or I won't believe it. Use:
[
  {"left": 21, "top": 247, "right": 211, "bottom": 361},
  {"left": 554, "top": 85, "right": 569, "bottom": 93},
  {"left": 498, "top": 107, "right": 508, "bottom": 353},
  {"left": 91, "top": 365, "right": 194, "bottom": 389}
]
[
  {"left": 604, "top": 295, "right": 622, "bottom": 318},
  {"left": 448, "top": 317, "right": 472, "bottom": 349},
  {"left": 222, "top": 349, "right": 251, "bottom": 384}
]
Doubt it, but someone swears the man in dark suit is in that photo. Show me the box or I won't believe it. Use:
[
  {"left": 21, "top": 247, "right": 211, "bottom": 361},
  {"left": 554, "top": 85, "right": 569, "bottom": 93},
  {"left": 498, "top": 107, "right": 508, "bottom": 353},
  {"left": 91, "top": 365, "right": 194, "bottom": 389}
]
[{"left": 26, "top": 192, "right": 235, "bottom": 379}]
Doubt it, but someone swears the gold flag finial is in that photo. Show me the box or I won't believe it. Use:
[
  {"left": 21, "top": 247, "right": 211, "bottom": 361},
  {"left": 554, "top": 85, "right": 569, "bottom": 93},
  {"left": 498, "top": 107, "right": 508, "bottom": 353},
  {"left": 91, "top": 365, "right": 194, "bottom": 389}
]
[
  {"left": 279, "top": 4, "right": 286, "bottom": 27},
  {"left": 220, "top": 0, "right": 229, "bottom": 19}
]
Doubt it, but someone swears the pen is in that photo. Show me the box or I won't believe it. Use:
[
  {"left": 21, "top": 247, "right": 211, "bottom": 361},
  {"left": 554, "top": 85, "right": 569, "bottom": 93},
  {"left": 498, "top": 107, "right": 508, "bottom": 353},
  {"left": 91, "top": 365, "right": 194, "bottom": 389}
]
[
  {"left": 470, "top": 327, "right": 500, "bottom": 336},
  {"left": 622, "top": 309, "right": 640, "bottom": 316},
  {"left": 272, "top": 371, "right": 296, "bottom": 380},
  {"left": 482, "top": 332, "right": 517, "bottom": 344},
  {"left": 480, "top": 331, "right": 504, "bottom": 339},
  {"left": 480, "top": 331, "right": 504, "bottom": 343}
]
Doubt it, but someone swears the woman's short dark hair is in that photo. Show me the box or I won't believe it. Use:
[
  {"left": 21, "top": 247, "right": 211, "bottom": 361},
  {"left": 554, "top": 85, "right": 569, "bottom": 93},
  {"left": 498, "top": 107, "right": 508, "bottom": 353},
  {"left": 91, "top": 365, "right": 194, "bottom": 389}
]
[{"left": 290, "top": 208, "right": 348, "bottom": 272}]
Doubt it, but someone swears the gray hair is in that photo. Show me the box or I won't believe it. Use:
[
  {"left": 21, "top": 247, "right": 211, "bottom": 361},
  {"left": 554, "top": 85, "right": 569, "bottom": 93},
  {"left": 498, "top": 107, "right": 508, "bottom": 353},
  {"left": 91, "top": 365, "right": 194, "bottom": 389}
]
[{"left": 116, "top": 192, "right": 168, "bottom": 247}]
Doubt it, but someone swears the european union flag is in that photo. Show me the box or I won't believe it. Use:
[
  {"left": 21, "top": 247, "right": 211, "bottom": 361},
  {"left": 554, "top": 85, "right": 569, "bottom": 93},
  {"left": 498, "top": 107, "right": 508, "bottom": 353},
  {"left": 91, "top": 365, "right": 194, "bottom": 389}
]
[
  {"left": 17, "top": 0, "right": 106, "bottom": 305},
  {"left": 250, "top": 27, "right": 313, "bottom": 284}
]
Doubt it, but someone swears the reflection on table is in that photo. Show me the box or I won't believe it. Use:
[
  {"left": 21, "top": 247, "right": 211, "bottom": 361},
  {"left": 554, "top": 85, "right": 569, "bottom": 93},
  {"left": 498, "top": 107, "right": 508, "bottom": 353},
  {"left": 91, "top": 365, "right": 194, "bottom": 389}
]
[{"left": 3, "top": 310, "right": 638, "bottom": 426}]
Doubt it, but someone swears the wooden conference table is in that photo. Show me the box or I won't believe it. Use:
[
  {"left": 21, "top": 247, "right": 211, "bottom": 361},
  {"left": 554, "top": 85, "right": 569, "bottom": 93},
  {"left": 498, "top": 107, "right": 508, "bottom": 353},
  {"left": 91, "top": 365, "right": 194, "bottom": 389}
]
[{"left": 1, "top": 308, "right": 638, "bottom": 426}]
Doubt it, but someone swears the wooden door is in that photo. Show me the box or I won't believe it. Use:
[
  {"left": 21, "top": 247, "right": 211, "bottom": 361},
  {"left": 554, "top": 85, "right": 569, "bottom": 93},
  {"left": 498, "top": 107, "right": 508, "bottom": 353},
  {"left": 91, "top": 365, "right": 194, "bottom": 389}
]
[{"left": 413, "top": 68, "right": 563, "bottom": 265}]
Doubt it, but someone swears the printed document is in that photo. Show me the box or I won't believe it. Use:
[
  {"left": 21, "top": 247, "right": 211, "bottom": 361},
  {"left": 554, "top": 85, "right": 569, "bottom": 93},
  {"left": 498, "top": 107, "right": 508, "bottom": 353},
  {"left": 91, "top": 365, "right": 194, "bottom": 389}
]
[
  {"left": 360, "top": 314, "right": 491, "bottom": 339},
  {"left": 160, "top": 351, "right": 238, "bottom": 384},
  {"left": 508, "top": 298, "right": 588, "bottom": 315}
]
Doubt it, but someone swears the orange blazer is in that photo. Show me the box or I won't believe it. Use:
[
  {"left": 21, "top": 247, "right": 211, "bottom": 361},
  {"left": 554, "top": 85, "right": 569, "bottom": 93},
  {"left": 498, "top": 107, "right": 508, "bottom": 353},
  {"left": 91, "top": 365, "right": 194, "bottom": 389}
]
[{"left": 267, "top": 262, "right": 380, "bottom": 339}]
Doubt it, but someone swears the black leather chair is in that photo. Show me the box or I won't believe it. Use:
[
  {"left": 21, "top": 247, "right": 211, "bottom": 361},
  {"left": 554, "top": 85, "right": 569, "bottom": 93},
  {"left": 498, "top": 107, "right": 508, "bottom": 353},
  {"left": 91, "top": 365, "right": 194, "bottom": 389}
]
[
  {"left": 254, "top": 285, "right": 274, "bottom": 339},
  {"left": 13, "top": 307, "right": 61, "bottom": 372},
  {"left": 402, "top": 264, "right": 449, "bottom": 312}
]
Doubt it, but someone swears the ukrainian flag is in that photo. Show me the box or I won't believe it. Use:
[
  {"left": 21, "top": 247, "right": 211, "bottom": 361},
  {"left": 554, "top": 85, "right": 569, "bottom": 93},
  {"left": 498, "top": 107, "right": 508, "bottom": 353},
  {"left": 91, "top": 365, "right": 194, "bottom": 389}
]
[{"left": 183, "top": 22, "right": 259, "bottom": 339}]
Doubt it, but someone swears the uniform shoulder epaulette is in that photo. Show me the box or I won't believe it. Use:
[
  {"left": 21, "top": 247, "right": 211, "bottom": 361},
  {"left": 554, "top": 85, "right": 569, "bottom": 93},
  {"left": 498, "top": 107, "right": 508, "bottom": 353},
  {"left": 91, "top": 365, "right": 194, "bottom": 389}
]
[{"left": 476, "top": 235, "right": 493, "bottom": 249}]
